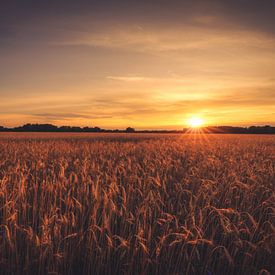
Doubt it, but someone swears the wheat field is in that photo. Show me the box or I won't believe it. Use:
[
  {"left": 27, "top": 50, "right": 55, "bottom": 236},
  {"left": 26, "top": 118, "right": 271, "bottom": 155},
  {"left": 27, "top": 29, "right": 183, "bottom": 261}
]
[{"left": 0, "top": 133, "right": 274, "bottom": 275}]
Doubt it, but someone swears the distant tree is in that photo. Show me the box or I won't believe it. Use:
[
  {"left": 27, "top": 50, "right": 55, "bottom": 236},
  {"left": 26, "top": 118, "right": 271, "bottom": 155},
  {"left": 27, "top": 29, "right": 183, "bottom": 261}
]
[
  {"left": 16, "top": 124, "right": 58, "bottom": 132},
  {"left": 71, "top": 127, "right": 82, "bottom": 132},
  {"left": 113, "top": 129, "right": 120, "bottom": 133},
  {"left": 93, "top": 127, "right": 102, "bottom": 132},
  {"left": 126, "top": 127, "right": 135, "bottom": 133},
  {"left": 248, "top": 125, "right": 275, "bottom": 134},
  {"left": 59, "top": 126, "right": 72, "bottom": 132},
  {"left": 83, "top": 127, "right": 91, "bottom": 132}
]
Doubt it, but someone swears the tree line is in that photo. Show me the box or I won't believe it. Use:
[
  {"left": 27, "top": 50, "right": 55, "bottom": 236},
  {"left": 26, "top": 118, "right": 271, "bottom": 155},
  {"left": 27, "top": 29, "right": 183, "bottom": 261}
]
[{"left": 0, "top": 124, "right": 274, "bottom": 134}]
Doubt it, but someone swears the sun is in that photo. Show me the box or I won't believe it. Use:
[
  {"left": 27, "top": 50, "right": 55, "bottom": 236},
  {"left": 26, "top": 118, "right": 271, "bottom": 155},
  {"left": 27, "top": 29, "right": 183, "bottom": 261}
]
[{"left": 187, "top": 117, "right": 204, "bottom": 128}]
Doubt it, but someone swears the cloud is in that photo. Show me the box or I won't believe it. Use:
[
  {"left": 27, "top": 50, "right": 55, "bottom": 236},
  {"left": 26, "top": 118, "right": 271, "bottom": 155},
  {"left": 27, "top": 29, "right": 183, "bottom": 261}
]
[
  {"left": 0, "top": 84, "right": 274, "bottom": 128},
  {"left": 2, "top": 0, "right": 275, "bottom": 53},
  {"left": 106, "top": 76, "right": 152, "bottom": 82},
  {"left": 33, "top": 113, "right": 112, "bottom": 120},
  {"left": 2, "top": 1, "right": 275, "bottom": 37},
  {"left": 54, "top": 25, "right": 275, "bottom": 55}
]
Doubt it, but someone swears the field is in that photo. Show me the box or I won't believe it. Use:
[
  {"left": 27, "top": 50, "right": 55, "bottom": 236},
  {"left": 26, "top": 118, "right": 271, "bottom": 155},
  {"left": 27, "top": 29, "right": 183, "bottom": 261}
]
[{"left": 0, "top": 133, "right": 274, "bottom": 275}]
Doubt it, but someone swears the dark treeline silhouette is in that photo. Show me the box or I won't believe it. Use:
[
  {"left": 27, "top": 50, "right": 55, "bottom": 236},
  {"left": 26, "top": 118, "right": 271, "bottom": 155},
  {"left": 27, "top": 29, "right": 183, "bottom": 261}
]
[
  {"left": 0, "top": 123, "right": 274, "bottom": 134},
  {"left": 206, "top": 125, "right": 275, "bottom": 134}
]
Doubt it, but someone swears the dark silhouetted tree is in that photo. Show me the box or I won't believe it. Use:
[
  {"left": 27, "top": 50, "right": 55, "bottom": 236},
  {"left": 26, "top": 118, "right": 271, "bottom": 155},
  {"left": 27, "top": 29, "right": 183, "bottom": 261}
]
[{"left": 126, "top": 127, "right": 135, "bottom": 133}]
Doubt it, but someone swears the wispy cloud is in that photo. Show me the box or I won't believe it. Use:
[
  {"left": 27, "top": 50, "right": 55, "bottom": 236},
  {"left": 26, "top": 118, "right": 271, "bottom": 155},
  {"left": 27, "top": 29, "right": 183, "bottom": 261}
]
[
  {"left": 106, "top": 76, "right": 152, "bottom": 82},
  {"left": 33, "top": 113, "right": 112, "bottom": 120},
  {"left": 53, "top": 23, "right": 275, "bottom": 55}
]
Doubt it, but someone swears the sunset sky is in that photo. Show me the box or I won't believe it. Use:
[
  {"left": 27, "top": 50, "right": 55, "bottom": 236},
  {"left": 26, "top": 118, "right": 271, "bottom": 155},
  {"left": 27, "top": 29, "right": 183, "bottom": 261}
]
[{"left": 1, "top": 0, "right": 275, "bottom": 129}]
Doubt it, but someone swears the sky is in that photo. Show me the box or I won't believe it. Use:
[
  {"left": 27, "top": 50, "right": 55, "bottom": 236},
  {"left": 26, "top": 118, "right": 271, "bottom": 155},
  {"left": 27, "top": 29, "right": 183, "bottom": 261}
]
[{"left": 1, "top": 0, "right": 275, "bottom": 129}]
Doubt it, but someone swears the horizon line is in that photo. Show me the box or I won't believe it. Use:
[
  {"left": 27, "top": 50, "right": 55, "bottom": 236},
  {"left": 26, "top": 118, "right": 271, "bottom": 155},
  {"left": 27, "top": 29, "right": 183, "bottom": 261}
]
[{"left": 1, "top": 123, "right": 275, "bottom": 133}]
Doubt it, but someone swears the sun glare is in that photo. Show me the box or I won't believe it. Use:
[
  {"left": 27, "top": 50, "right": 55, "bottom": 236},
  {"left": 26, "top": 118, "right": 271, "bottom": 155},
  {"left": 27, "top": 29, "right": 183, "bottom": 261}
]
[{"left": 188, "top": 117, "right": 204, "bottom": 128}]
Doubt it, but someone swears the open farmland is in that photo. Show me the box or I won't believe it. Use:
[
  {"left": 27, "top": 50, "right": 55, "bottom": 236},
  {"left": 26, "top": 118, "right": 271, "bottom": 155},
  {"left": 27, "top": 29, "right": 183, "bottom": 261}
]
[{"left": 0, "top": 133, "right": 274, "bottom": 275}]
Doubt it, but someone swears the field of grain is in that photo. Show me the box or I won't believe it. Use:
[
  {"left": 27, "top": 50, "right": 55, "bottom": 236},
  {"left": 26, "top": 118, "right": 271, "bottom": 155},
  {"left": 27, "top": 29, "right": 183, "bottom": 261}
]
[{"left": 0, "top": 133, "right": 274, "bottom": 275}]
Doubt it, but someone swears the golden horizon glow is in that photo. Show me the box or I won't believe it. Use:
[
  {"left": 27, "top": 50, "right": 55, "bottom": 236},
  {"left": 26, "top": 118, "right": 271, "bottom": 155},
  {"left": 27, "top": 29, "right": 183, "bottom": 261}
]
[{"left": 187, "top": 117, "right": 204, "bottom": 128}]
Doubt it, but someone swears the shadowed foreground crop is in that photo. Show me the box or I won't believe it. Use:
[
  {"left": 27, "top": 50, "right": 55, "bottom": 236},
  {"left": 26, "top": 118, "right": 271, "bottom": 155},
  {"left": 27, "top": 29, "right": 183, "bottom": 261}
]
[{"left": 0, "top": 133, "right": 274, "bottom": 275}]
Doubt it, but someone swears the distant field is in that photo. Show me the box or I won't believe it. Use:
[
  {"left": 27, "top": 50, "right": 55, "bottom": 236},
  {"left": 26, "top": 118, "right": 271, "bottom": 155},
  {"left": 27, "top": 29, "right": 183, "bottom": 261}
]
[{"left": 0, "top": 133, "right": 274, "bottom": 275}]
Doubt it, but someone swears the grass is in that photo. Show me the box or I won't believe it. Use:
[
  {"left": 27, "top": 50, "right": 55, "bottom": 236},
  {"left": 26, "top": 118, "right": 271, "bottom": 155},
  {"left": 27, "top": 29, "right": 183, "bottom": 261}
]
[{"left": 0, "top": 133, "right": 274, "bottom": 274}]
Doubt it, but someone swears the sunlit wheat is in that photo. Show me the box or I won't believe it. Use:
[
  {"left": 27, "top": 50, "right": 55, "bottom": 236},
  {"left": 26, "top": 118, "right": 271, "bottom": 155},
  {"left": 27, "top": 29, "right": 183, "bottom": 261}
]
[{"left": 0, "top": 133, "right": 274, "bottom": 274}]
